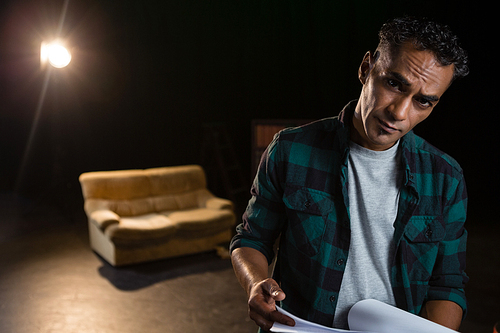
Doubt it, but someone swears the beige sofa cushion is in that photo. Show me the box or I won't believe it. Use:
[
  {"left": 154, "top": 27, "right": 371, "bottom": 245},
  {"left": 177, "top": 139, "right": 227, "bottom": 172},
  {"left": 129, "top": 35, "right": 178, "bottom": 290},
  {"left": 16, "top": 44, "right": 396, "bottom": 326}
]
[
  {"left": 85, "top": 198, "right": 155, "bottom": 217},
  {"left": 105, "top": 208, "right": 234, "bottom": 245},
  {"left": 150, "top": 195, "right": 179, "bottom": 212},
  {"left": 80, "top": 170, "right": 149, "bottom": 200},
  {"left": 146, "top": 166, "right": 206, "bottom": 195},
  {"left": 106, "top": 213, "right": 177, "bottom": 246},
  {"left": 163, "top": 208, "right": 235, "bottom": 238}
]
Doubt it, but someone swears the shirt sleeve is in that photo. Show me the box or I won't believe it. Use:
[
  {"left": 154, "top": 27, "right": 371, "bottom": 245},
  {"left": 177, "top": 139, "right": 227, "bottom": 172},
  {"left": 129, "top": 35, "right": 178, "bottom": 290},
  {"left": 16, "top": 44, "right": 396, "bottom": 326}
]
[
  {"left": 426, "top": 174, "right": 469, "bottom": 315},
  {"left": 229, "top": 133, "right": 288, "bottom": 264}
]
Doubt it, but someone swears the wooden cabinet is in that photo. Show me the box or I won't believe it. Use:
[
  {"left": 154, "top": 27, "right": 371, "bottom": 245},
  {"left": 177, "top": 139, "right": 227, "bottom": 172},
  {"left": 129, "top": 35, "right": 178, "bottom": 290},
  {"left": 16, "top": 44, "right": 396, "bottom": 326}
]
[{"left": 251, "top": 119, "right": 314, "bottom": 177}]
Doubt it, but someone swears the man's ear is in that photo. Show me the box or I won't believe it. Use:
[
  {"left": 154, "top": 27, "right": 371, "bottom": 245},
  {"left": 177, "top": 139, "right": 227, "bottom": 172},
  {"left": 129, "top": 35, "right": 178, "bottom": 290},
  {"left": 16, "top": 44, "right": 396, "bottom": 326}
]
[{"left": 358, "top": 50, "right": 379, "bottom": 84}]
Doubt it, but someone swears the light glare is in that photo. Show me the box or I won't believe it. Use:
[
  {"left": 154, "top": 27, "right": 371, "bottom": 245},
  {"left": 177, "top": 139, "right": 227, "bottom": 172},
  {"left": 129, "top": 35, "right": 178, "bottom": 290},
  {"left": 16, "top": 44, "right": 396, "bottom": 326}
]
[{"left": 41, "top": 41, "right": 72, "bottom": 68}]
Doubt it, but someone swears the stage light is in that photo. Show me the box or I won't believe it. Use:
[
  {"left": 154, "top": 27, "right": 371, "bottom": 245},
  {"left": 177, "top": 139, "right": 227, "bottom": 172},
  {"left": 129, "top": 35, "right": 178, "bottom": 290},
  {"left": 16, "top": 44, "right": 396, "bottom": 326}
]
[{"left": 41, "top": 41, "right": 72, "bottom": 68}]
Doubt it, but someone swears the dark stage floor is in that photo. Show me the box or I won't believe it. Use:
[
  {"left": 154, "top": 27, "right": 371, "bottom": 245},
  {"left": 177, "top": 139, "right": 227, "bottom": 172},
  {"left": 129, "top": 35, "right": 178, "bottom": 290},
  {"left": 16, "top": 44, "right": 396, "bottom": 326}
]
[{"left": 0, "top": 193, "right": 498, "bottom": 333}]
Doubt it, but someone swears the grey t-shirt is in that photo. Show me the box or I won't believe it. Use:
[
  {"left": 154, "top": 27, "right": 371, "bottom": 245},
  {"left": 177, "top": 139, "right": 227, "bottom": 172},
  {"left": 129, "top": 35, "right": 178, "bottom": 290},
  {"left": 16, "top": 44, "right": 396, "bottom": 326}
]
[{"left": 333, "top": 140, "right": 403, "bottom": 329}]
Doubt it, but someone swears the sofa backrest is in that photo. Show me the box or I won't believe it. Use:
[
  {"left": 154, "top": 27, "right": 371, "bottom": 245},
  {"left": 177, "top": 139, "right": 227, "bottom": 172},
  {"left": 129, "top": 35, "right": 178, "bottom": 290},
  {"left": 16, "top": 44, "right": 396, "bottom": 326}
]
[
  {"left": 80, "top": 169, "right": 148, "bottom": 200},
  {"left": 145, "top": 165, "right": 206, "bottom": 195},
  {"left": 79, "top": 165, "right": 209, "bottom": 216}
]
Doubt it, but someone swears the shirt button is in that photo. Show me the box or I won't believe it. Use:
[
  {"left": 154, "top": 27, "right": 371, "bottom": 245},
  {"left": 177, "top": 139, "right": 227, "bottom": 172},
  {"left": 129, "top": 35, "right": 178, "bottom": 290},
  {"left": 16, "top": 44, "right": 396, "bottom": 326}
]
[
  {"left": 304, "top": 200, "right": 311, "bottom": 208},
  {"left": 330, "top": 295, "right": 336, "bottom": 302},
  {"left": 425, "top": 229, "right": 433, "bottom": 238},
  {"left": 337, "top": 259, "right": 344, "bottom": 266}
]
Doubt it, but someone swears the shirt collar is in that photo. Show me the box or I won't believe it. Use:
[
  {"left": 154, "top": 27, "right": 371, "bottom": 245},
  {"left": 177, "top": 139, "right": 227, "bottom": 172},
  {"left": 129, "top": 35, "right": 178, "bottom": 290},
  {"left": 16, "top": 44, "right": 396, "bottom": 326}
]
[
  {"left": 338, "top": 100, "right": 357, "bottom": 127},
  {"left": 337, "top": 100, "right": 358, "bottom": 162}
]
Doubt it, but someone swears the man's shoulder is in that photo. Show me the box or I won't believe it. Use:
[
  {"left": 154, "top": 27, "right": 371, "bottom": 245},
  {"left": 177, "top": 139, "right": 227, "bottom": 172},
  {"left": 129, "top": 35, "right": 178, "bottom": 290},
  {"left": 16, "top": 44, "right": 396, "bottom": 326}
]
[
  {"left": 275, "top": 100, "right": 356, "bottom": 145},
  {"left": 408, "top": 132, "right": 463, "bottom": 175},
  {"left": 277, "top": 117, "right": 342, "bottom": 141}
]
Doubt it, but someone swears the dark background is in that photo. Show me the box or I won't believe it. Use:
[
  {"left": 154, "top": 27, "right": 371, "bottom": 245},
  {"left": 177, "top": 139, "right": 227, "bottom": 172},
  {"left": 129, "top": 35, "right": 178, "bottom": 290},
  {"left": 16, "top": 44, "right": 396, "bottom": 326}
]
[{"left": 0, "top": 0, "right": 496, "bottom": 223}]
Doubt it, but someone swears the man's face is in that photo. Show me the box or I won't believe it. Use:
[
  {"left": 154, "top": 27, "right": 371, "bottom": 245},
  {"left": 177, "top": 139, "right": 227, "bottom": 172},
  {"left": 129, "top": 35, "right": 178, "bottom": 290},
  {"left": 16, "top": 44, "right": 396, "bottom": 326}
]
[{"left": 352, "top": 42, "right": 455, "bottom": 151}]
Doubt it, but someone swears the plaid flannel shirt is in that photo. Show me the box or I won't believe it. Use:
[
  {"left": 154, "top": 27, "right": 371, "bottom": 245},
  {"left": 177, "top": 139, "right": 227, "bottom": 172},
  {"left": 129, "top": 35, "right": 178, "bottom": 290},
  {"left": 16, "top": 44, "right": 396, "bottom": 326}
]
[{"left": 230, "top": 101, "right": 468, "bottom": 329}]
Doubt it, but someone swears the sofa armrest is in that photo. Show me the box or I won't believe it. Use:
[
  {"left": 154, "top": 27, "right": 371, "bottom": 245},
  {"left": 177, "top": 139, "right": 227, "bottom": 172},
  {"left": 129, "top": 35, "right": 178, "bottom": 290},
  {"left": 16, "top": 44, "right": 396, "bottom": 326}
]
[
  {"left": 89, "top": 210, "right": 120, "bottom": 230},
  {"left": 205, "top": 197, "right": 234, "bottom": 210}
]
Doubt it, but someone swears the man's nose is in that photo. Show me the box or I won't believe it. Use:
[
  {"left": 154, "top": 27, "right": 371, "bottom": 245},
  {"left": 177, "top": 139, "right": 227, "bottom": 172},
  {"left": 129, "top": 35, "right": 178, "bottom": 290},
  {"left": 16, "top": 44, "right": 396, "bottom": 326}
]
[{"left": 387, "top": 97, "right": 411, "bottom": 121}]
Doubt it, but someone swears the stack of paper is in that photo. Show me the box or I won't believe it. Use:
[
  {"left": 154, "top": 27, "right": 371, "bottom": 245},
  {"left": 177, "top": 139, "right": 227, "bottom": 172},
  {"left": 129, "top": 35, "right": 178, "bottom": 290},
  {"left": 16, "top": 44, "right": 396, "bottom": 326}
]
[
  {"left": 270, "top": 299, "right": 458, "bottom": 333},
  {"left": 270, "top": 306, "right": 372, "bottom": 333}
]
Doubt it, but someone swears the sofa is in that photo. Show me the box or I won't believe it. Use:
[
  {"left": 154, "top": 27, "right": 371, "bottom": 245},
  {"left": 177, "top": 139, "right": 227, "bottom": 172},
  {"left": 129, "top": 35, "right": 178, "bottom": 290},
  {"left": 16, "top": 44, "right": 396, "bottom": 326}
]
[{"left": 79, "top": 165, "right": 235, "bottom": 266}]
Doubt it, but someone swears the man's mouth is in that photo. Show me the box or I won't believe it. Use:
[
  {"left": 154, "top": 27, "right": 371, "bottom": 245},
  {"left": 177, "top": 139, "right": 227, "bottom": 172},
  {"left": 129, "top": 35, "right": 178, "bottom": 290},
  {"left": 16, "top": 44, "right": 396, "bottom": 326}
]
[{"left": 377, "top": 118, "right": 399, "bottom": 133}]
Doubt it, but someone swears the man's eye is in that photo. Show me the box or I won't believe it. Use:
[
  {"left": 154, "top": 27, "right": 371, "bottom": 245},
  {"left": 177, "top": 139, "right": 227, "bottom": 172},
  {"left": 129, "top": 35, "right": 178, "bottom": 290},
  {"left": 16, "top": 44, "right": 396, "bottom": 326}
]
[
  {"left": 387, "top": 79, "right": 400, "bottom": 89},
  {"left": 415, "top": 97, "right": 432, "bottom": 108}
]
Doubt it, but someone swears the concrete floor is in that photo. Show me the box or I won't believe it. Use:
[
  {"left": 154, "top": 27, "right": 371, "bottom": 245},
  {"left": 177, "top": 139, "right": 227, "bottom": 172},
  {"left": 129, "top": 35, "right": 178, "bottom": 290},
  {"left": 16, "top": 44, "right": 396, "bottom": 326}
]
[{"left": 0, "top": 194, "right": 498, "bottom": 333}]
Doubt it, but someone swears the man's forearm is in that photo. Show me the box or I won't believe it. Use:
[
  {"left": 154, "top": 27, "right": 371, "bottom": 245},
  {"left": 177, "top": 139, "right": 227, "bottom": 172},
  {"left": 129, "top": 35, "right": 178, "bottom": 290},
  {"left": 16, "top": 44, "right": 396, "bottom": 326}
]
[
  {"left": 420, "top": 300, "right": 463, "bottom": 331},
  {"left": 231, "top": 247, "right": 270, "bottom": 295},
  {"left": 231, "top": 247, "right": 294, "bottom": 330}
]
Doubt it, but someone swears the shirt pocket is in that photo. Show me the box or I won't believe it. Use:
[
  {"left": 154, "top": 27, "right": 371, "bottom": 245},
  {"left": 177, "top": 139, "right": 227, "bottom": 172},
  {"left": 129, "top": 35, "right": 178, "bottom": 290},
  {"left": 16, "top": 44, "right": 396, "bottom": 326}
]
[
  {"left": 403, "top": 216, "right": 446, "bottom": 281},
  {"left": 282, "top": 186, "right": 334, "bottom": 257}
]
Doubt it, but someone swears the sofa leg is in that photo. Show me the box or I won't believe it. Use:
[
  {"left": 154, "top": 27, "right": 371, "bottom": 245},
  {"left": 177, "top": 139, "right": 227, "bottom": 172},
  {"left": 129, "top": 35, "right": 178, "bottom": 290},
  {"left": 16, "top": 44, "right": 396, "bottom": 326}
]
[{"left": 215, "top": 245, "right": 230, "bottom": 259}]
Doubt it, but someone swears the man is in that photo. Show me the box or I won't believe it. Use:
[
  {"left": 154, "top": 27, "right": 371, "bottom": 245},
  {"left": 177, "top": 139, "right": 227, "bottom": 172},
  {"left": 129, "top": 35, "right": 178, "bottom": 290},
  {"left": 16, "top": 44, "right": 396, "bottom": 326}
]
[{"left": 230, "top": 17, "right": 469, "bottom": 332}]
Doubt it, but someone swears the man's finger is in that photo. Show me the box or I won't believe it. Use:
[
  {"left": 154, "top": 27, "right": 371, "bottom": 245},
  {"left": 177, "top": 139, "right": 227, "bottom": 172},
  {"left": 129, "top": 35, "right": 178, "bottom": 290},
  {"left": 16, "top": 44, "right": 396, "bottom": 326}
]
[
  {"left": 264, "top": 280, "right": 286, "bottom": 301},
  {"left": 269, "top": 309, "right": 295, "bottom": 327},
  {"left": 269, "top": 285, "right": 283, "bottom": 297},
  {"left": 250, "top": 309, "right": 295, "bottom": 331},
  {"left": 251, "top": 312, "right": 276, "bottom": 332}
]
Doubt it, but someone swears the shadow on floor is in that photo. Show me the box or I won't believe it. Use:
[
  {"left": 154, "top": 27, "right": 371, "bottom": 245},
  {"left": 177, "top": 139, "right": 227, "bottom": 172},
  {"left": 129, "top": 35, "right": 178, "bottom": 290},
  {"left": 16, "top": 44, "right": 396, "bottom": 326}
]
[{"left": 97, "top": 251, "right": 233, "bottom": 291}]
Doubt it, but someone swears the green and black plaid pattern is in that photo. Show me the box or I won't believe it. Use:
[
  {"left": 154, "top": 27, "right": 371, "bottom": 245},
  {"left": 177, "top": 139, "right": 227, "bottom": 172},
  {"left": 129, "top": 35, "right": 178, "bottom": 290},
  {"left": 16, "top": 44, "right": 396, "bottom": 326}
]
[{"left": 231, "top": 101, "right": 468, "bottom": 328}]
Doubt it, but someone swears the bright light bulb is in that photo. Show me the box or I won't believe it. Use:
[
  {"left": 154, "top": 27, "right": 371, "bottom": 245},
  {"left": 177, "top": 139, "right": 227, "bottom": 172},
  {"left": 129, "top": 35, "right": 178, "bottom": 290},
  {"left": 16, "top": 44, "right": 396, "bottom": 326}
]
[{"left": 41, "top": 41, "right": 72, "bottom": 68}]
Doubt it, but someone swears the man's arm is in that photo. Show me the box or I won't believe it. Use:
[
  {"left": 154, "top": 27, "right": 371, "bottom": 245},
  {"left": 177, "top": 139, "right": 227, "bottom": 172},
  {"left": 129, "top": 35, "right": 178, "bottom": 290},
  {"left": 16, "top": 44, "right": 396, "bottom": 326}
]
[
  {"left": 420, "top": 300, "right": 463, "bottom": 331},
  {"left": 420, "top": 170, "right": 468, "bottom": 331},
  {"left": 231, "top": 247, "right": 295, "bottom": 331}
]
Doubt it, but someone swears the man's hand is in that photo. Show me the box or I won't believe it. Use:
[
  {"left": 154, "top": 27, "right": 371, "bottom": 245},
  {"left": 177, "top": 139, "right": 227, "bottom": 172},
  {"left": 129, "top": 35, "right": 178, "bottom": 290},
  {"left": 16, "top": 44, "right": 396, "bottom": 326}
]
[
  {"left": 231, "top": 247, "right": 295, "bottom": 331},
  {"left": 247, "top": 278, "right": 295, "bottom": 331}
]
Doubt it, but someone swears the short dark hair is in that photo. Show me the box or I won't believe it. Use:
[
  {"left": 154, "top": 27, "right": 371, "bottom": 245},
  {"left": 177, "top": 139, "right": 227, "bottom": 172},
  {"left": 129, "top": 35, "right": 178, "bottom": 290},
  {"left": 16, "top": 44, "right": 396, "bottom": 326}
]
[{"left": 377, "top": 16, "right": 469, "bottom": 81}]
